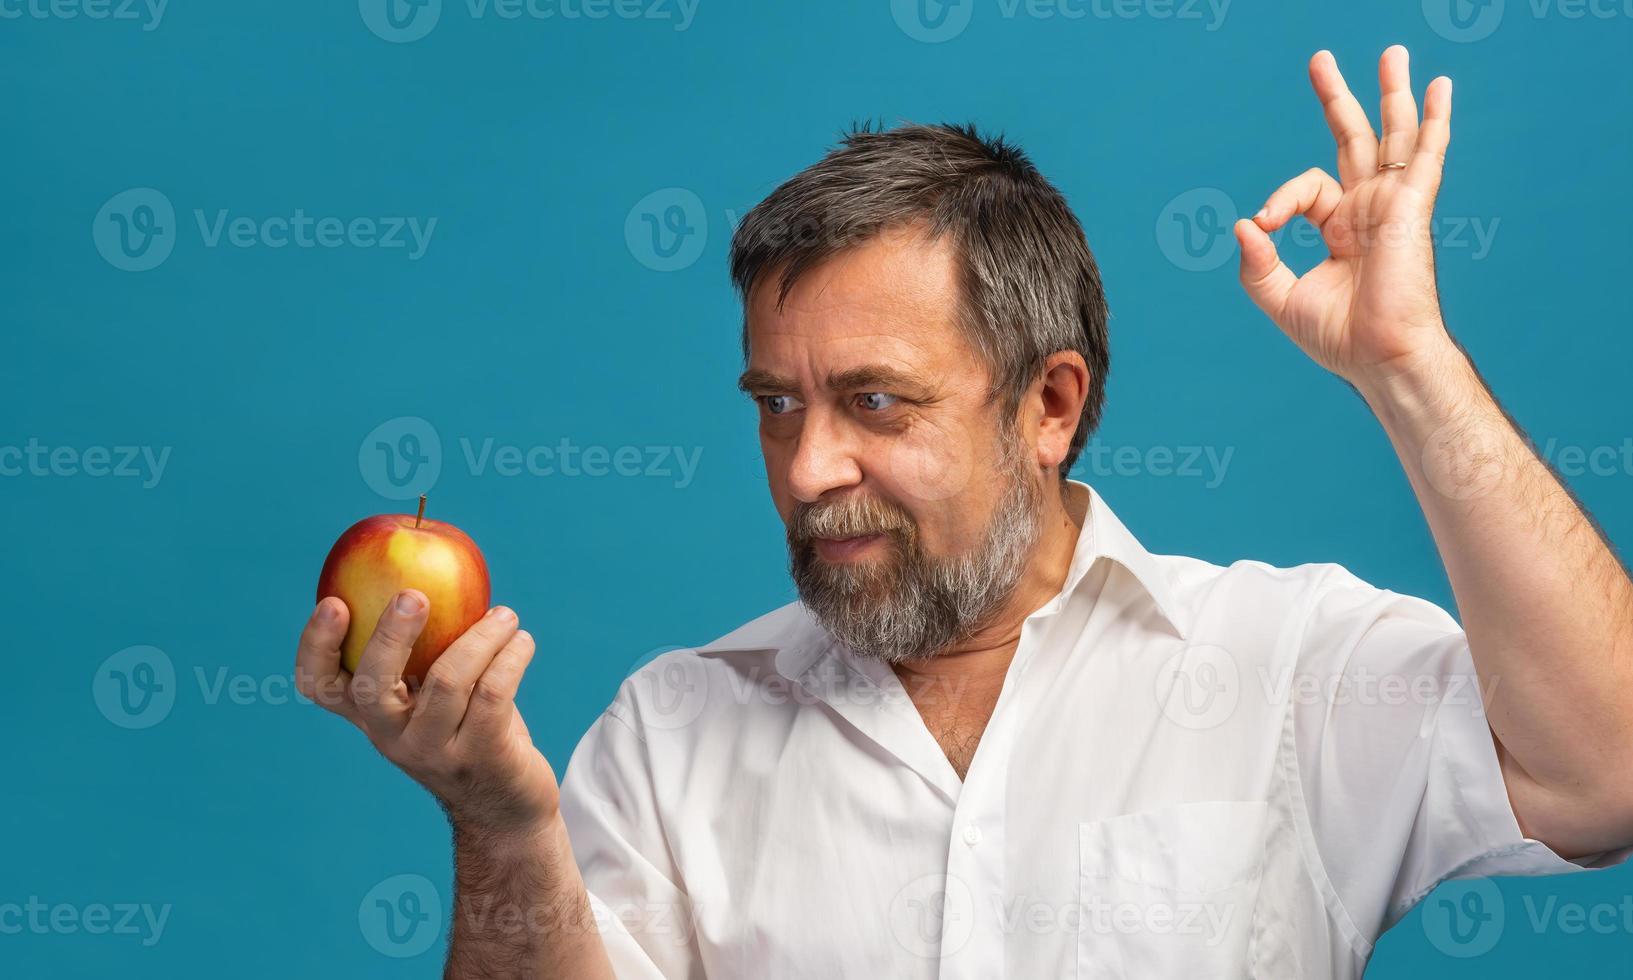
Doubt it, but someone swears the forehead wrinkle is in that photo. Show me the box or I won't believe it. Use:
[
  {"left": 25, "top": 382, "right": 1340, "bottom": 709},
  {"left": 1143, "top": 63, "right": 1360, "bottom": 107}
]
[{"left": 745, "top": 234, "right": 986, "bottom": 400}]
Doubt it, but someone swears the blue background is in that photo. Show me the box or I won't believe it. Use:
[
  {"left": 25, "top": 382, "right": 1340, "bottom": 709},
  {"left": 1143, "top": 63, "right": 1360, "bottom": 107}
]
[{"left": 4, "top": 0, "right": 1630, "bottom": 975}]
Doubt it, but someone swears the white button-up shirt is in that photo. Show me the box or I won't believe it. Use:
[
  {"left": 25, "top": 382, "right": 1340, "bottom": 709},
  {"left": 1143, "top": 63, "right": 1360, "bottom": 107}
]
[{"left": 559, "top": 480, "right": 1627, "bottom": 978}]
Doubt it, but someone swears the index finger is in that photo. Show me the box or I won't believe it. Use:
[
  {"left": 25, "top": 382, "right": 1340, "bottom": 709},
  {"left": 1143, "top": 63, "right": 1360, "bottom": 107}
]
[{"left": 295, "top": 597, "right": 360, "bottom": 724}]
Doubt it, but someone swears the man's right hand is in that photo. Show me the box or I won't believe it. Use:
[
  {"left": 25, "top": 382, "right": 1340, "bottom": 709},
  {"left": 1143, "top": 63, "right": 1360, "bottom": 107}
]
[{"left": 295, "top": 591, "right": 559, "bottom": 835}]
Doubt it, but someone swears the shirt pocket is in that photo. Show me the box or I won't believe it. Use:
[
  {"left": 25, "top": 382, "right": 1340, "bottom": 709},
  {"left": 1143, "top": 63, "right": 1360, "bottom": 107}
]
[{"left": 1077, "top": 800, "right": 1269, "bottom": 980}]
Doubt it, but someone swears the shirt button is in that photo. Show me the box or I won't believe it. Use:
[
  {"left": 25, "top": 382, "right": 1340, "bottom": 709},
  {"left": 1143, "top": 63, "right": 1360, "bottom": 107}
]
[{"left": 962, "top": 825, "right": 983, "bottom": 846}]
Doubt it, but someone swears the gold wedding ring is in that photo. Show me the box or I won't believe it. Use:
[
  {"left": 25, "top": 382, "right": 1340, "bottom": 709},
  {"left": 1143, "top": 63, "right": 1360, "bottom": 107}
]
[{"left": 1378, "top": 161, "right": 1408, "bottom": 171}]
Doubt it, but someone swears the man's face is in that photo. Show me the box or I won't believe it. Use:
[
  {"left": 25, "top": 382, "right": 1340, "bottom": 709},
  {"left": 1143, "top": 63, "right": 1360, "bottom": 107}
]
[{"left": 740, "top": 227, "right": 1046, "bottom": 662}]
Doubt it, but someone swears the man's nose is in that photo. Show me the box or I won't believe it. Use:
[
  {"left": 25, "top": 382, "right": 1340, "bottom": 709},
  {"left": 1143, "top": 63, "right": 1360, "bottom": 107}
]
[{"left": 786, "top": 411, "right": 864, "bottom": 504}]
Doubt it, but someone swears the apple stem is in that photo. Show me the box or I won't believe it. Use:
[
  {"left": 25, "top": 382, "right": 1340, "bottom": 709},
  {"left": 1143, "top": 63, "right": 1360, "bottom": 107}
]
[{"left": 416, "top": 494, "right": 426, "bottom": 529}]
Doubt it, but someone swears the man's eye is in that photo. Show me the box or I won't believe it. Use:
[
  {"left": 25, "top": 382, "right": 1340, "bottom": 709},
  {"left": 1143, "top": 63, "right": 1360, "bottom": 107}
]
[
  {"left": 761, "top": 395, "right": 803, "bottom": 415},
  {"left": 857, "top": 392, "right": 899, "bottom": 412}
]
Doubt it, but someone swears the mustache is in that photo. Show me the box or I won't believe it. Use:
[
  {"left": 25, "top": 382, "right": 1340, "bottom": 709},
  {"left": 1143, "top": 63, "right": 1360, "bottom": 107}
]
[{"left": 789, "top": 494, "right": 915, "bottom": 544}]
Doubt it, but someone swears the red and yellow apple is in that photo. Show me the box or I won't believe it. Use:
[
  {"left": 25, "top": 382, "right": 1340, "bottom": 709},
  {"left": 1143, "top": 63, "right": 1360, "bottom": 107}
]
[{"left": 316, "top": 496, "right": 491, "bottom": 684}]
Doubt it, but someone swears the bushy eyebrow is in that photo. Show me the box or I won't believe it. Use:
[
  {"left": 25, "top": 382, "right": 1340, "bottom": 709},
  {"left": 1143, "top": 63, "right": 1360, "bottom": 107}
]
[
  {"left": 737, "top": 364, "right": 934, "bottom": 399},
  {"left": 737, "top": 369, "right": 800, "bottom": 396}
]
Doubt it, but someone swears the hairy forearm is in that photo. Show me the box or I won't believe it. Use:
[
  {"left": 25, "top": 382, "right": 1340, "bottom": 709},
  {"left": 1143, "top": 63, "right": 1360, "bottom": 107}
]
[
  {"left": 445, "top": 816, "right": 618, "bottom": 980},
  {"left": 1354, "top": 332, "right": 1633, "bottom": 849}
]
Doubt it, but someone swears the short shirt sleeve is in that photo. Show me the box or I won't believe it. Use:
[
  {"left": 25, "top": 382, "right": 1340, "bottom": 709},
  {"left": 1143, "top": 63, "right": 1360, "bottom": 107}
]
[
  {"left": 558, "top": 690, "right": 705, "bottom": 979},
  {"left": 1289, "top": 566, "right": 1632, "bottom": 942}
]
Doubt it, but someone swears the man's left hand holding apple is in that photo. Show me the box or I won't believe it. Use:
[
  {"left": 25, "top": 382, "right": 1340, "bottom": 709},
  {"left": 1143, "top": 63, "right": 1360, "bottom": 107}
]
[{"left": 295, "top": 593, "right": 620, "bottom": 977}]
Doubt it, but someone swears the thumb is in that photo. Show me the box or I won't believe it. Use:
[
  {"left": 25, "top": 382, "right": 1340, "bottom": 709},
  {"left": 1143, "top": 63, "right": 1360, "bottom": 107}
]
[{"left": 1234, "top": 218, "right": 1296, "bottom": 322}]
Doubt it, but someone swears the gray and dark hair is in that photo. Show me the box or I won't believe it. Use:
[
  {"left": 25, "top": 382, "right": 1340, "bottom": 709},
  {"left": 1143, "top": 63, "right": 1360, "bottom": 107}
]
[{"left": 728, "top": 122, "right": 1110, "bottom": 482}]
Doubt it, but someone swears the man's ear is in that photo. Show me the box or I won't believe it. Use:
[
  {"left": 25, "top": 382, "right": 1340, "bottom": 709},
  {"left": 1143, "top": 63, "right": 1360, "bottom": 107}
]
[{"left": 1032, "top": 351, "right": 1090, "bottom": 472}]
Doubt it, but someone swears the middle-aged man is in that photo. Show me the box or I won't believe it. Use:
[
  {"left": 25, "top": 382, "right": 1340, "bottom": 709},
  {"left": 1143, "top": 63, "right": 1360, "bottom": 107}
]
[{"left": 297, "top": 47, "right": 1633, "bottom": 978}]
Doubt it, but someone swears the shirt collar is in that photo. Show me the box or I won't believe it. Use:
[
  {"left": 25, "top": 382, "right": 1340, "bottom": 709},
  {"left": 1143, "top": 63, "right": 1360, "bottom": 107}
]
[
  {"left": 1061, "top": 478, "right": 1193, "bottom": 640},
  {"left": 697, "top": 478, "right": 1192, "bottom": 677}
]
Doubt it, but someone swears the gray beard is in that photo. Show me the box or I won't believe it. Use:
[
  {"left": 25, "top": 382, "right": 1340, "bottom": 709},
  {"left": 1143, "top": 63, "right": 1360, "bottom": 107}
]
[{"left": 787, "top": 439, "right": 1045, "bottom": 665}]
